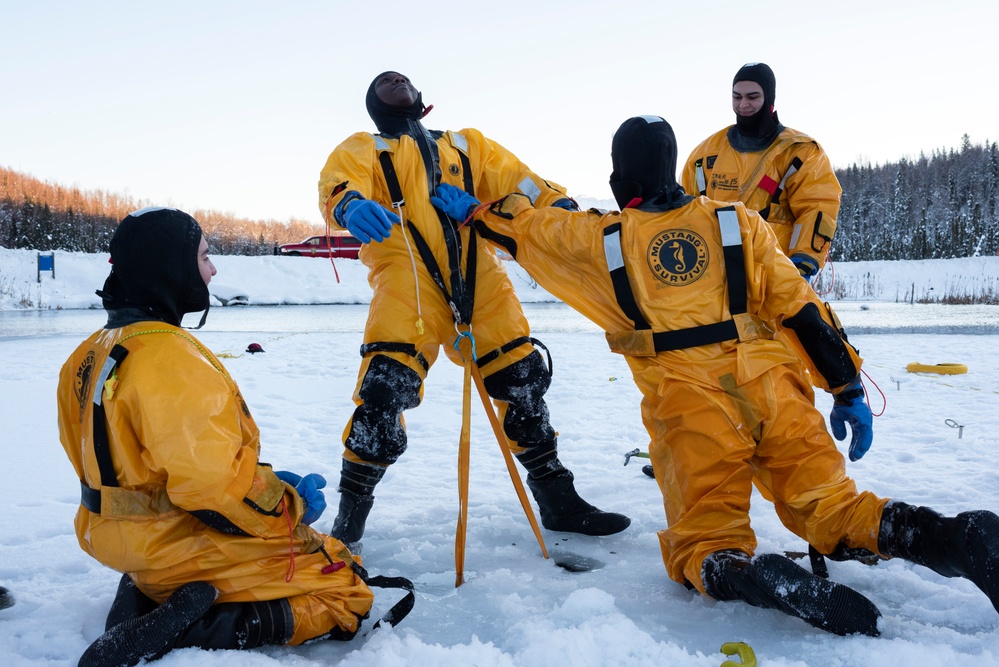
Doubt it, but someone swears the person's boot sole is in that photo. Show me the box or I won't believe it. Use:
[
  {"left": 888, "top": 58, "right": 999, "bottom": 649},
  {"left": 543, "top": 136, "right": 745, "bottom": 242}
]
[
  {"left": 541, "top": 510, "right": 631, "bottom": 536},
  {"left": 747, "top": 554, "right": 881, "bottom": 637}
]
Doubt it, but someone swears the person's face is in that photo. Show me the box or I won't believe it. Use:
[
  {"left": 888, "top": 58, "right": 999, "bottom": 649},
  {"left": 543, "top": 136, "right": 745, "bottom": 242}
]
[
  {"left": 374, "top": 72, "right": 419, "bottom": 108},
  {"left": 732, "top": 81, "right": 765, "bottom": 117},
  {"left": 197, "top": 235, "right": 216, "bottom": 286}
]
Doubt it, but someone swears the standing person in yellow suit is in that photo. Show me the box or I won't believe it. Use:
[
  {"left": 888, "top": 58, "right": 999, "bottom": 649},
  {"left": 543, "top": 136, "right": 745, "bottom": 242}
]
[
  {"left": 682, "top": 62, "right": 840, "bottom": 281},
  {"left": 58, "top": 208, "right": 408, "bottom": 666},
  {"left": 429, "top": 116, "right": 999, "bottom": 636},
  {"left": 317, "top": 71, "right": 630, "bottom": 546}
]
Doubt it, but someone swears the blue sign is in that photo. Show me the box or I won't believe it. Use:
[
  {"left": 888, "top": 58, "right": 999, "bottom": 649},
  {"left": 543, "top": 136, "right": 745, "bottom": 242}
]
[{"left": 37, "top": 253, "right": 55, "bottom": 282}]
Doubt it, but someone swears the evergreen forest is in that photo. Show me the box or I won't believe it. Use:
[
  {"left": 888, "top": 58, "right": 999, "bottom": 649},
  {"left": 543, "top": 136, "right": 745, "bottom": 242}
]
[{"left": 3, "top": 135, "right": 998, "bottom": 260}]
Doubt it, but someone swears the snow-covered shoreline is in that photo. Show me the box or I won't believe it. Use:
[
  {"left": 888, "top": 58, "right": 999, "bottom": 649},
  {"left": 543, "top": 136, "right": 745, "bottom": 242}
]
[{"left": 2, "top": 246, "right": 998, "bottom": 312}]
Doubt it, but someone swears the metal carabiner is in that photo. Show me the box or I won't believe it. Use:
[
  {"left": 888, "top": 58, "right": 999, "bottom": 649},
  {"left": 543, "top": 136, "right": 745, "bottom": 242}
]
[{"left": 452, "top": 322, "right": 477, "bottom": 363}]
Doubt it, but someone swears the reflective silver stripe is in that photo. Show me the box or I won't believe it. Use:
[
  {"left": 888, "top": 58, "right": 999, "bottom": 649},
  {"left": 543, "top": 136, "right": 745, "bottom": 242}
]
[
  {"left": 718, "top": 209, "right": 741, "bottom": 247},
  {"left": 695, "top": 164, "right": 706, "bottom": 195},
  {"left": 93, "top": 355, "right": 118, "bottom": 406},
  {"left": 373, "top": 135, "right": 390, "bottom": 152},
  {"left": 518, "top": 177, "right": 542, "bottom": 204},
  {"left": 778, "top": 162, "right": 799, "bottom": 190},
  {"left": 451, "top": 132, "right": 468, "bottom": 153},
  {"left": 603, "top": 228, "right": 625, "bottom": 271},
  {"left": 789, "top": 223, "right": 802, "bottom": 249}
]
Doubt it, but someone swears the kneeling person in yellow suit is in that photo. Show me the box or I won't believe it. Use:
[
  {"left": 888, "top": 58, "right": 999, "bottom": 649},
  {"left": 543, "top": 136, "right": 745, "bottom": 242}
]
[
  {"left": 58, "top": 209, "right": 406, "bottom": 665},
  {"left": 429, "top": 117, "right": 999, "bottom": 636}
]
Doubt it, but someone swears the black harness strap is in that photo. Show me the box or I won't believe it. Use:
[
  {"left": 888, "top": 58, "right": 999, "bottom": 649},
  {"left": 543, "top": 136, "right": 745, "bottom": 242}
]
[
  {"left": 349, "top": 561, "right": 415, "bottom": 630},
  {"left": 359, "top": 342, "right": 429, "bottom": 372},
  {"left": 603, "top": 207, "right": 748, "bottom": 353},
  {"left": 475, "top": 336, "right": 553, "bottom": 378},
  {"left": 457, "top": 150, "right": 475, "bottom": 198},
  {"left": 603, "top": 223, "right": 651, "bottom": 330},
  {"left": 80, "top": 482, "right": 102, "bottom": 513},
  {"left": 718, "top": 205, "right": 748, "bottom": 316},
  {"left": 651, "top": 321, "right": 740, "bottom": 352},
  {"left": 377, "top": 144, "right": 478, "bottom": 326},
  {"left": 81, "top": 344, "right": 130, "bottom": 514},
  {"left": 377, "top": 151, "right": 405, "bottom": 207},
  {"left": 93, "top": 345, "right": 129, "bottom": 488},
  {"left": 405, "top": 222, "right": 476, "bottom": 325}
]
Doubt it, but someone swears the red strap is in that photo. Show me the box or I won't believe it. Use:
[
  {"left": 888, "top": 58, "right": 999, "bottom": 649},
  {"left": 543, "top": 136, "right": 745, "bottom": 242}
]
[{"left": 758, "top": 174, "right": 779, "bottom": 195}]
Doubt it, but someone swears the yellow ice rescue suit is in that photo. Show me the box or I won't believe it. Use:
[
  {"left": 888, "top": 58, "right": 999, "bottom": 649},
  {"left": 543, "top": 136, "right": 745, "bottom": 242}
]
[
  {"left": 473, "top": 192, "right": 888, "bottom": 594},
  {"left": 319, "top": 127, "right": 571, "bottom": 465},
  {"left": 682, "top": 126, "right": 841, "bottom": 273},
  {"left": 58, "top": 322, "right": 374, "bottom": 645}
]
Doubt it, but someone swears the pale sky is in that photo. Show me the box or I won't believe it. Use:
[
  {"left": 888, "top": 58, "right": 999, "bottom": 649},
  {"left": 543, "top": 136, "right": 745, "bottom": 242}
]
[{"left": 2, "top": 0, "right": 995, "bottom": 224}]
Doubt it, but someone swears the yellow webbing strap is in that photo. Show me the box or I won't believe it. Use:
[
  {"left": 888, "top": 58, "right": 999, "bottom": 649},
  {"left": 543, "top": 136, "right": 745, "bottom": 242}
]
[
  {"left": 451, "top": 330, "right": 549, "bottom": 587},
  {"left": 471, "top": 365, "right": 549, "bottom": 562},
  {"left": 454, "top": 352, "right": 472, "bottom": 587}
]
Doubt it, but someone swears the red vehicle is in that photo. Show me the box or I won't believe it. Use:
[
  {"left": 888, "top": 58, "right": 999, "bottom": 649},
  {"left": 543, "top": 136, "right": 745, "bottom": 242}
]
[{"left": 277, "top": 232, "right": 362, "bottom": 259}]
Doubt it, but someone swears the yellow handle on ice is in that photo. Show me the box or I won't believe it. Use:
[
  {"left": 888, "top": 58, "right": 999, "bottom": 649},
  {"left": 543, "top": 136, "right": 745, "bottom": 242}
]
[{"left": 720, "top": 642, "right": 757, "bottom": 667}]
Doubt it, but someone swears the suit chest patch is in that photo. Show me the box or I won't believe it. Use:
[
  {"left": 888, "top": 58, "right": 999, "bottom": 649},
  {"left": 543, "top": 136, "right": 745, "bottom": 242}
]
[{"left": 647, "top": 230, "right": 708, "bottom": 287}]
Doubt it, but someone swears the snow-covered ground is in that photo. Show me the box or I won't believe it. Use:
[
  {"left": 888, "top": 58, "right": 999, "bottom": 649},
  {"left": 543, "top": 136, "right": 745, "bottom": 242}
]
[{"left": 2, "top": 248, "right": 999, "bottom": 666}]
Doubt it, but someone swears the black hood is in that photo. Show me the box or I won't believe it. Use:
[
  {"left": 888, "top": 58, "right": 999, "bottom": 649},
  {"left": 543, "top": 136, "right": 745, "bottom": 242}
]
[
  {"left": 731, "top": 62, "right": 782, "bottom": 148},
  {"left": 97, "top": 207, "right": 210, "bottom": 327},
  {"left": 365, "top": 71, "right": 427, "bottom": 136},
  {"left": 609, "top": 116, "right": 693, "bottom": 212}
]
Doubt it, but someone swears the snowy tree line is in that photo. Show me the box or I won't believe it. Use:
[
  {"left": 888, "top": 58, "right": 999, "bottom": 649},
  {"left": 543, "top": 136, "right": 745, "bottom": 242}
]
[
  {"left": 3, "top": 138, "right": 999, "bottom": 260},
  {"left": 833, "top": 135, "right": 999, "bottom": 261},
  {"left": 0, "top": 167, "right": 322, "bottom": 256}
]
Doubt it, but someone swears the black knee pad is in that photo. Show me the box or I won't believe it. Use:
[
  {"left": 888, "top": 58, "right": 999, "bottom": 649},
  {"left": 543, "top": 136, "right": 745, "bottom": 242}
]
[
  {"left": 482, "top": 350, "right": 551, "bottom": 404},
  {"left": 346, "top": 355, "right": 422, "bottom": 465},
  {"left": 358, "top": 355, "right": 422, "bottom": 411},
  {"left": 482, "top": 351, "right": 555, "bottom": 445}
]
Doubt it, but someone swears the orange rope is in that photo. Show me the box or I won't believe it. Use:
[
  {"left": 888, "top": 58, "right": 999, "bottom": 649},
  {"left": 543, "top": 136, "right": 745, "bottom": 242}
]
[
  {"left": 459, "top": 199, "right": 501, "bottom": 229},
  {"left": 324, "top": 218, "right": 341, "bottom": 283},
  {"left": 861, "top": 369, "right": 887, "bottom": 417}
]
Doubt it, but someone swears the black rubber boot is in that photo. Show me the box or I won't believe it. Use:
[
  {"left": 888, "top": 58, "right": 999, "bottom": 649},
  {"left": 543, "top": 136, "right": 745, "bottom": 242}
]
[
  {"left": 879, "top": 501, "right": 999, "bottom": 612},
  {"left": 172, "top": 598, "right": 293, "bottom": 650},
  {"left": 331, "top": 488, "right": 376, "bottom": 545},
  {"left": 329, "top": 460, "right": 385, "bottom": 546},
  {"left": 702, "top": 550, "right": 881, "bottom": 637},
  {"left": 525, "top": 469, "right": 631, "bottom": 536},
  {"left": 0, "top": 586, "right": 13, "bottom": 610},
  {"left": 103, "top": 575, "right": 158, "bottom": 631},
  {"left": 78, "top": 581, "right": 218, "bottom": 667}
]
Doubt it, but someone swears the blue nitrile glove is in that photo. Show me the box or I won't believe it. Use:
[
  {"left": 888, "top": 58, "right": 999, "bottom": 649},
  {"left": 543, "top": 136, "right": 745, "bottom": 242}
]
[
  {"left": 430, "top": 183, "right": 480, "bottom": 221},
  {"left": 790, "top": 253, "right": 820, "bottom": 282},
  {"left": 275, "top": 471, "right": 328, "bottom": 525},
  {"left": 830, "top": 378, "right": 873, "bottom": 461},
  {"left": 343, "top": 199, "right": 400, "bottom": 243}
]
